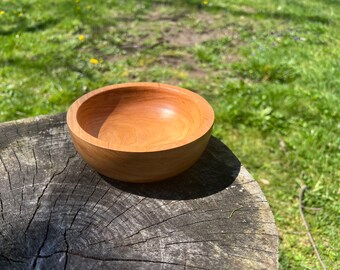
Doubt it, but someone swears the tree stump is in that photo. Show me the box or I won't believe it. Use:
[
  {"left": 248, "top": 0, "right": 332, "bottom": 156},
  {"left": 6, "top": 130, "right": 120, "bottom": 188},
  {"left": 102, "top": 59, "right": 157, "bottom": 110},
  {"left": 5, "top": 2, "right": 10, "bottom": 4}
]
[{"left": 0, "top": 113, "right": 278, "bottom": 269}]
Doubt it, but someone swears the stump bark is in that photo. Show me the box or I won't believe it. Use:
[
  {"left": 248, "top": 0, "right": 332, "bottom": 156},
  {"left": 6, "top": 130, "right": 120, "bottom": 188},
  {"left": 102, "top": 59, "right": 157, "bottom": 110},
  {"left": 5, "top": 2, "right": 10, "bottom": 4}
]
[{"left": 0, "top": 113, "right": 278, "bottom": 269}]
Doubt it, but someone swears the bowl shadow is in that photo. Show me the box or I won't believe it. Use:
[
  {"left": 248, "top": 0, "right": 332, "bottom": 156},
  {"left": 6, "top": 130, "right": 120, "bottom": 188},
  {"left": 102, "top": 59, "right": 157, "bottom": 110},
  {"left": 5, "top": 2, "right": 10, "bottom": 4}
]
[{"left": 102, "top": 137, "right": 241, "bottom": 200}]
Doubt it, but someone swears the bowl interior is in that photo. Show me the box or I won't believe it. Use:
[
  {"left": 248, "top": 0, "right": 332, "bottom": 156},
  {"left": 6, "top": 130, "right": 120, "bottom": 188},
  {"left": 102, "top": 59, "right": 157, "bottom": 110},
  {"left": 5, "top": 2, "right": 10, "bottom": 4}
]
[{"left": 76, "top": 85, "right": 212, "bottom": 151}]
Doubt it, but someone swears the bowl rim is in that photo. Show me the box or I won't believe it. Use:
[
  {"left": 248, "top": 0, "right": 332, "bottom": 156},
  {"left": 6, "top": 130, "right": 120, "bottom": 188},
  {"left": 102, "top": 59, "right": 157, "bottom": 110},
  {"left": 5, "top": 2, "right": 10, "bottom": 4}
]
[{"left": 67, "top": 82, "right": 214, "bottom": 153}]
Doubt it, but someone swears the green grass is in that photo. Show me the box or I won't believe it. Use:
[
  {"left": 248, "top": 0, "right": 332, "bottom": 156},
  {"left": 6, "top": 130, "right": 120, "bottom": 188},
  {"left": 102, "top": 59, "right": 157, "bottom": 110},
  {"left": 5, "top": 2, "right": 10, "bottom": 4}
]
[{"left": 0, "top": 0, "right": 339, "bottom": 268}]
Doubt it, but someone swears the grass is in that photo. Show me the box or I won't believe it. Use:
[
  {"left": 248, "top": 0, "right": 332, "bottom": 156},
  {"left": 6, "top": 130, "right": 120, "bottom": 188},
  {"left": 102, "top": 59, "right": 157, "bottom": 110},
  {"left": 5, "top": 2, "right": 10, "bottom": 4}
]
[{"left": 0, "top": 0, "right": 339, "bottom": 268}]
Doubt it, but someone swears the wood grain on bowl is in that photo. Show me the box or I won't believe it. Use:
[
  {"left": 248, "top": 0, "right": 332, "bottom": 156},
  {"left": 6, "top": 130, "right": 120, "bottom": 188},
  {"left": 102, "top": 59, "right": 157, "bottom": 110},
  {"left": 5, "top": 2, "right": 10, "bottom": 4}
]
[{"left": 67, "top": 82, "right": 214, "bottom": 183}]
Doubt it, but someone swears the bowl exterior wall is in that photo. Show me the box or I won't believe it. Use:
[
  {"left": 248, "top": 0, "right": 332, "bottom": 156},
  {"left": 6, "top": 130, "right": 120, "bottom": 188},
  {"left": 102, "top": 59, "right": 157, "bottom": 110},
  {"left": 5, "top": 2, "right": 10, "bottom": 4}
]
[{"left": 68, "top": 128, "right": 212, "bottom": 183}]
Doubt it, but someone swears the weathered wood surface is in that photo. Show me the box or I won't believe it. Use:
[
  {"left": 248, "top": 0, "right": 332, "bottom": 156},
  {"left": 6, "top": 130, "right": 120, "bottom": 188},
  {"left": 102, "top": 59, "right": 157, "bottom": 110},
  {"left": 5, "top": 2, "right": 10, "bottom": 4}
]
[{"left": 0, "top": 113, "right": 278, "bottom": 269}]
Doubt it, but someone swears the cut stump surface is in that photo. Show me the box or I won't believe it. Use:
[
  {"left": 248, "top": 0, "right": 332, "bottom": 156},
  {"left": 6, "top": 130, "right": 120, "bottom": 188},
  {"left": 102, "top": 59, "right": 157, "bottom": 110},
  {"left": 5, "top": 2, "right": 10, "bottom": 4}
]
[{"left": 0, "top": 113, "right": 278, "bottom": 269}]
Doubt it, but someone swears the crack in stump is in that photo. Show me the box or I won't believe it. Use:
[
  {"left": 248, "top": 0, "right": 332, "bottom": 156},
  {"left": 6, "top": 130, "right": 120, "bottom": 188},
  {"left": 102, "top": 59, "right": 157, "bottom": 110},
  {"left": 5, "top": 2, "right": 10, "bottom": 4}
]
[
  {"left": 0, "top": 193, "right": 4, "bottom": 221},
  {"left": 25, "top": 154, "right": 77, "bottom": 234},
  {"left": 0, "top": 154, "right": 12, "bottom": 190},
  {"left": 31, "top": 210, "right": 53, "bottom": 270}
]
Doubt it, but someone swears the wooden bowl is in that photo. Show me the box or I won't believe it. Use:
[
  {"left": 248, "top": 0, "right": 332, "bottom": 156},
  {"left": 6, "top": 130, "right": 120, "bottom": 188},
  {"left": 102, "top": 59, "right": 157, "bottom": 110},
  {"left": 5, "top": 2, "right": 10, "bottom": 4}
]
[{"left": 67, "top": 82, "right": 214, "bottom": 183}]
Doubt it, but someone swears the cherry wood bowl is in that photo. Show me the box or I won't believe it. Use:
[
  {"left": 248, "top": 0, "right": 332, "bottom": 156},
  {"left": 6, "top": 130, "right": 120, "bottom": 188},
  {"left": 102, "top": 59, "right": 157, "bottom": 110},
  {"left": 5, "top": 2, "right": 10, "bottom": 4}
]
[{"left": 67, "top": 82, "right": 214, "bottom": 183}]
